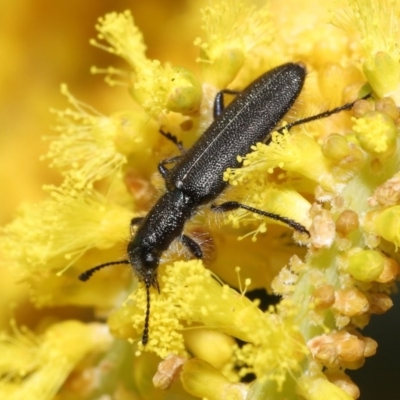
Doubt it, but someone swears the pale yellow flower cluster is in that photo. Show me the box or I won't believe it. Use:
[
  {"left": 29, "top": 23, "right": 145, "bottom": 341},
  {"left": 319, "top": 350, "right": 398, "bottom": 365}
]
[{"left": 1, "top": 0, "right": 400, "bottom": 399}]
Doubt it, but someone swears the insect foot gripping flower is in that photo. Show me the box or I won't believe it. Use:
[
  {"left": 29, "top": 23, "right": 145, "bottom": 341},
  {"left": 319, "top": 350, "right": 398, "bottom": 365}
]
[{"left": 2, "top": 0, "right": 400, "bottom": 399}]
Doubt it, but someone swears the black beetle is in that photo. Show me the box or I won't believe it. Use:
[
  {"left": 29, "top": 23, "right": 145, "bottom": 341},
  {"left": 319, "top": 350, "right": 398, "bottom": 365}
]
[{"left": 79, "top": 63, "right": 365, "bottom": 344}]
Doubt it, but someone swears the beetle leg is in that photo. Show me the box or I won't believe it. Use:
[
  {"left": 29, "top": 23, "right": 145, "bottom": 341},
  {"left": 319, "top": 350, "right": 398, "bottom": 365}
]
[
  {"left": 211, "top": 201, "right": 310, "bottom": 235},
  {"left": 158, "top": 155, "right": 183, "bottom": 180},
  {"left": 159, "top": 129, "right": 186, "bottom": 180},
  {"left": 130, "top": 217, "right": 144, "bottom": 236},
  {"left": 213, "top": 89, "right": 241, "bottom": 118},
  {"left": 180, "top": 234, "right": 203, "bottom": 258},
  {"left": 160, "top": 129, "right": 185, "bottom": 152}
]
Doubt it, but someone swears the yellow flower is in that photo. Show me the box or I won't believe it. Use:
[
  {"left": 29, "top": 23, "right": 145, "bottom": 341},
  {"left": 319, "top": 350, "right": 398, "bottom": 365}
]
[
  {"left": 1, "top": 181, "right": 134, "bottom": 307},
  {"left": 0, "top": 321, "right": 112, "bottom": 400},
  {"left": 194, "top": 0, "right": 273, "bottom": 87},
  {"left": 44, "top": 84, "right": 160, "bottom": 187},
  {"left": 1, "top": 0, "right": 400, "bottom": 399},
  {"left": 336, "top": 0, "right": 400, "bottom": 101}
]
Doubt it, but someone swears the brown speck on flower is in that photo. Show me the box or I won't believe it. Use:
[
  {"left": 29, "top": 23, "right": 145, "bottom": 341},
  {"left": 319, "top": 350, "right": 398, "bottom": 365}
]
[
  {"left": 368, "top": 172, "right": 400, "bottom": 207},
  {"left": 153, "top": 354, "right": 187, "bottom": 390},
  {"left": 309, "top": 205, "right": 336, "bottom": 249},
  {"left": 352, "top": 98, "right": 374, "bottom": 118},
  {"left": 325, "top": 371, "right": 360, "bottom": 399},
  {"left": 368, "top": 292, "right": 394, "bottom": 314},
  {"left": 333, "top": 288, "right": 369, "bottom": 318},
  {"left": 375, "top": 97, "right": 400, "bottom": 121},
  {"left": 360, "top": 335, "right": 378, "bottom": 358},
  {"left": 336, "top": 210, "right": 359, "bottom": 236},
  {"left": 308, "top": 330, "right": 375, "bottom": 370},
  {"left": 376, "top": 257, "right": 399, "bottom": 283},
  {"left": 313, "top": 284, "right": 335, "bottom": 310}
]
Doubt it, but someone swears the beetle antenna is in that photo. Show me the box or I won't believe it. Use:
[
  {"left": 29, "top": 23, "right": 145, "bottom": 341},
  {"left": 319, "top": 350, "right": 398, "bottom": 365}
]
[
  {"left": 142, "top": 279, "right": 151, "bottom": 345},
  {"left": 79, "top": 260, "right": 130, "bottom": 281},
  {"left": 277, "top": 93, "right": 372, "bottom": 133}
]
